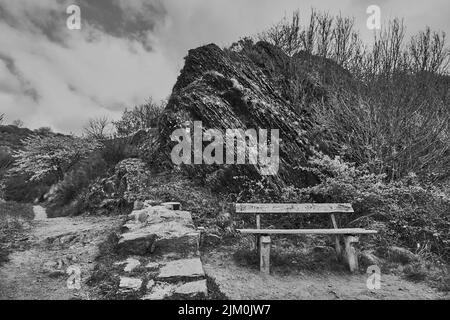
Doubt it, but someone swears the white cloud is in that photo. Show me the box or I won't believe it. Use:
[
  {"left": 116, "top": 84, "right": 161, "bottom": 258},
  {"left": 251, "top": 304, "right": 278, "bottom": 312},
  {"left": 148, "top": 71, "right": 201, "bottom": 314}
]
[
  {"left": 0, "top": 0, "right": 448, "bottom": 133},
  {"left": 0, "top": 1, "right": 176, "bottom": 133}
]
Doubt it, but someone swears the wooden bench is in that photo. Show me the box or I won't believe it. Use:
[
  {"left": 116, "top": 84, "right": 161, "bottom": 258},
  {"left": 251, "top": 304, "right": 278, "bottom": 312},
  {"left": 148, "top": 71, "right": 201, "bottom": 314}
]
[{"left": 236, "top": 203, "right": 377, "bottom": 274}]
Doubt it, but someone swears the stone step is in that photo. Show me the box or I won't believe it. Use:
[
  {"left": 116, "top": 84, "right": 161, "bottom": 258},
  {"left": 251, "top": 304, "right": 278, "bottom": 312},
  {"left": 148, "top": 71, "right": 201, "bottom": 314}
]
[
  {"left": 115, "top": 201, "right": 208, "bottom": 299},
  {"left": 142, "top": 279, "right": 207, "bottom": 300},
  {"left": 156, "top": 258, "right": 205, "bottom": 282},
  {"left": 117, "top": 223, "right": 200, "bottom": 256}
]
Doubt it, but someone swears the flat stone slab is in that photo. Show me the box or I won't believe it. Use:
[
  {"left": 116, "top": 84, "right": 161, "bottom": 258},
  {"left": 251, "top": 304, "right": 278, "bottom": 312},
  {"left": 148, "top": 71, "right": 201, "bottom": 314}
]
[
  {"left": 157, "top": 258, "right": 205, "bottom": 281},
  {"left": 128, "top": 207, "right": 193, "bottom": 225},
  {"left": 118, "top": 221, "right": 199, "bottom": 256},
  {"left": 174, "top": 279, "right": 208, "bottom": 298},
  {"left": 117, "top": 229, "right": 157, "bottom": 255},
  {"left": 141, "top": 282, "right": 177, "bottom": 300}
]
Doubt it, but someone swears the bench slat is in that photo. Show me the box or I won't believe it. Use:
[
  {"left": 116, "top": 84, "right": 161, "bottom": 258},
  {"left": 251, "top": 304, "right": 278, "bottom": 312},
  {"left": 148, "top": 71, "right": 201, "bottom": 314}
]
[
  {"left": 236, "top": 203, "right": 354, "bottom": 214},
  {"left": 238, "top": 228, "right": 377, "bottom": 235}
]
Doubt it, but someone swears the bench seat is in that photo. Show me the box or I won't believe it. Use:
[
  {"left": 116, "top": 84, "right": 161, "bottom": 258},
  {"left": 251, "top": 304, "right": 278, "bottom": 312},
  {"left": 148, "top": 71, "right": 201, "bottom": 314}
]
[{"left": 237, "top": 228, "right": 377, "bottom": 235}]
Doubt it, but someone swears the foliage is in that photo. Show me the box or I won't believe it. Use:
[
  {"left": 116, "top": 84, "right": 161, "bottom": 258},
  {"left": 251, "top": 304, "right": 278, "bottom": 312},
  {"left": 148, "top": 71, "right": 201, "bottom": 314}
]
[
  {"left": 100, "top": 136, "right": 138, "bottom": 167},
  {"left": 11, "top": 119, "right": 24, "bottom": 128},
  {"left": 312, "top": 79, "right": 450, "bottom": 181},
  {"left": 113, "top": 158, "right": 150, "bottom": 203},
  {"left": 257, "top": 9, "right": 449, "bottom": 76},
  {"left": 2, "top": 173, "right": 54, "bottom": 202},
  {"left": 34, "top": 127, "right": 53, "bottom": 135},
  {"left": 10, "top": 135, "right": 101, "bottom": 182},
  {"left": 83, "top": 116, "right": 112, "bottom": 140},
  {"left": 0, "top": 201, "right": 34, "bottom": 265},
  {"left": 113, "top": 98, "right": 165, "bottom": 137}
]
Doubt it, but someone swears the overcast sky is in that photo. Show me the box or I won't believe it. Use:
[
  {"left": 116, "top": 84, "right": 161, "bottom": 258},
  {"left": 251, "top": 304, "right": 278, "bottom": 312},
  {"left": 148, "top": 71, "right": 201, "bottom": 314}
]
[{"left": 0, "top": 0, "right": 449, "bottom": 133}]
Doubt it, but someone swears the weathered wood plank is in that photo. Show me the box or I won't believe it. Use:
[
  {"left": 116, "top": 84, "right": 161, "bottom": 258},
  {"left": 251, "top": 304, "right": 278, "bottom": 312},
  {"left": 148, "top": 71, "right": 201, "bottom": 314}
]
[
  {"left": 238, "top": 228, "right": 377, "bottom": 235},
  {"left": 235, "top": 203, "right": 354, "bottom": 214}
]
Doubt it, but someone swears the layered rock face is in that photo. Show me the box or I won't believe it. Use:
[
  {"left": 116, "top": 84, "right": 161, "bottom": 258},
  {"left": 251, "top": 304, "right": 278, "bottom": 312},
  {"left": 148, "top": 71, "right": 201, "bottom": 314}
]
[{"left": 157, "top": 41, "right": 355, "bottom": 186}]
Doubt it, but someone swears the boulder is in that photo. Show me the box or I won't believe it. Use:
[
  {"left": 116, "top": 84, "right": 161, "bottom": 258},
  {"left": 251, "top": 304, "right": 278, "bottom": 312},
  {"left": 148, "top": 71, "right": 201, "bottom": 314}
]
[{"left": 157, "top": 258, "right": 205, "bottom": 282}]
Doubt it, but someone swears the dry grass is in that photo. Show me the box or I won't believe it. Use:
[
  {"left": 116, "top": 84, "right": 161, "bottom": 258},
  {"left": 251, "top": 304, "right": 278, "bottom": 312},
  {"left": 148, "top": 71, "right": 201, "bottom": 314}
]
[{"left": 0, "top": 201, "right": 34, "bottom": 265}]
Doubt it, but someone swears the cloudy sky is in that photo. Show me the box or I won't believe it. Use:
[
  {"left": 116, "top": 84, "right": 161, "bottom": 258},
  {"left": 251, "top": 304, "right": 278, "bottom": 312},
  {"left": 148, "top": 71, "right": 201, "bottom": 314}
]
[{"left": 0, "top": 0, "right": 449, "bottom": 133}]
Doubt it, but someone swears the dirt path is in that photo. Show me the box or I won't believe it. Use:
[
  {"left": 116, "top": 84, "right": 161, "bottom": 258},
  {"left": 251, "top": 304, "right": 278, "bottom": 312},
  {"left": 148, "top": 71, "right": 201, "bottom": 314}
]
[
  {"left": 203, "top": 247, "right": 449, "bottom": 300},
  {"left": 0, "top": 207, "right": 122, "bottom": 300}
]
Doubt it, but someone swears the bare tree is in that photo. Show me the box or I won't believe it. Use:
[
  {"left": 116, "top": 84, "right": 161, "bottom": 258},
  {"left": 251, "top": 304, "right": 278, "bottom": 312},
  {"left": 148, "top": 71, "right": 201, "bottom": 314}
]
[
  {"left": 316, "top": 11, "right": 334, "bottom": 58},
  {"left": 0, "top": 113, "right": 4, "bottom": 125},
  {"left": 299, "top": 9, "right": 318, "bottom": 54},
  {"left": 12, "top": 119, "right": 24, "bottom": 127},
  {"left": 258, "top": 10, "right": 302, "bottom": 56},
  {"left": 409, "top": 27, "right": 450, "bottom": 74},
  {"left": 83, "top": 116, "right": 111, "bottom": 140}
]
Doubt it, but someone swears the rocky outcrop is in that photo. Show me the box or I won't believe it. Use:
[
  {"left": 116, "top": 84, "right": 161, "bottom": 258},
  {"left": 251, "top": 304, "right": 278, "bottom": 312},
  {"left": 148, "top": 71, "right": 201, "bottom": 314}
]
[
  {"left": 157, "top": 42, "right": 317, "bottom": 186},
  {"left": 157, "top": 41, "right": 356, "bottom": 186}
]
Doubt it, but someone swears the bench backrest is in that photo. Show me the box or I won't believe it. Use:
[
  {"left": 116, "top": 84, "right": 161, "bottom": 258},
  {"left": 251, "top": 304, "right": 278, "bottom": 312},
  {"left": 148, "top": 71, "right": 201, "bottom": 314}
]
[{"left": 235, "top": 203, "right": 354, "bottom": 215}]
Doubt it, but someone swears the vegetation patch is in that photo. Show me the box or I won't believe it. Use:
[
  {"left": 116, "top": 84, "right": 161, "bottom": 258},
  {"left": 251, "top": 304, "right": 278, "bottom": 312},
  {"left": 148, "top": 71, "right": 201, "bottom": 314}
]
[{"left": 0, "top": 201, "right": 34, "bottom": 266}]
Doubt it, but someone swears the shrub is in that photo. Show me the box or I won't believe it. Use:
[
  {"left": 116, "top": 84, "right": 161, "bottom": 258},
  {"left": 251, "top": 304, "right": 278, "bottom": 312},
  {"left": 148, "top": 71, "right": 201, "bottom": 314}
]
[
  {"left": 45, "top": 153, "right": 108, "bottom": 216},
  {"left": 226, "top": 152, "right": 450, "bottom": 260},
  {"left": 291, "top": 153, "right": 450, "bottom": 260},
  {"left": 10, "top": 134, "right": 101, "bottom": 182}
]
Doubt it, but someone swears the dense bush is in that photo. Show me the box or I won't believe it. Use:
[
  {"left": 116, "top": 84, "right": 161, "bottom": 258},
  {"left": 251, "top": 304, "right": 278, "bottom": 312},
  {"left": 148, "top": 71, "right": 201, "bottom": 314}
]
[
  {"left": 44, "top": 153, "right": 109, "bottom": 216},
  {"left": 113, "top": 98, "right": 165, "bottom": 137}
]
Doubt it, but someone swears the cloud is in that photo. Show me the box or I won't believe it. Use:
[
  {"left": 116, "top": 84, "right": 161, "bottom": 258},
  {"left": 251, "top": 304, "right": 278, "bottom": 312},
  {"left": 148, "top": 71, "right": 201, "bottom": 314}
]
[
  {"left": 0, "top": 0, "right": 448, "bottom": 133},
  {"left": 0, "top": 0, "right": 173, "bottom": 133}
]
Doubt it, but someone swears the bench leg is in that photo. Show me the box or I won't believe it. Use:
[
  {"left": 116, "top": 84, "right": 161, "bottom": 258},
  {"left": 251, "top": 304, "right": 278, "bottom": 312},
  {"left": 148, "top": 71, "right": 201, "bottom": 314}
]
[
  {"left": 334, "top": 236, "right": 343, "bottom": 262},
  {"left": 259, "top": 236, "right": 271, "bottom": 275},
  {"left": 344, "top": 236, "right": 359, "bottom": 273},
  {"left": 255, "top": 235, "right": 260, "bottom": 254}
]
